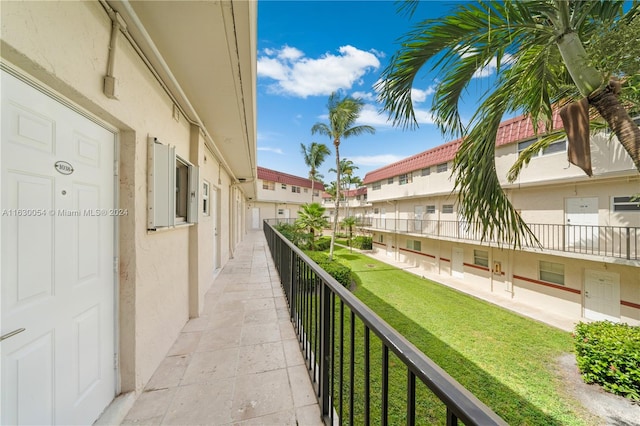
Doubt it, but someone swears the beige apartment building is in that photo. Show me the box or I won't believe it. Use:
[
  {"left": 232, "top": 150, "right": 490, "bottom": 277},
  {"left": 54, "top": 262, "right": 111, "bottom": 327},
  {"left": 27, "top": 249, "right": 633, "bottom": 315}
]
[
  {"left": 1, "top": 1, "right": 256, "bottom": 423},
  {"left": 363, "top": 114, "right": 640, "bottom": 326},
  {"left": 249, "top": 166, "right": 325, "bottom": 229},
  {"left": 322, "top": 186, "right": 372, "bottom": 225}
]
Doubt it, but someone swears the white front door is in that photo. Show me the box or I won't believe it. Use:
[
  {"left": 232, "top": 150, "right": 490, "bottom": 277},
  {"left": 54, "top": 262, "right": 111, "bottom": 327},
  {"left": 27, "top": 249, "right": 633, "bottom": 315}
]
[
  {"left": 584, "top": 270, "right": 620, "bottom": 322},
  {"left": 283, "top": 208, "right": 290, "bottom": 220},
  {"left": 1, "top": 71, "right": 116, "bottom": 425},
  {"left": 212, "top": 187, "right": 219, "bottom": 269},
  {"left": 252, "top": 207, "right": 260, "bottom": 229},
  {"left": 452, "top": 247, "right": 464, "bottom": 278},
  {"left": 565, "top": 197, "right": 599, "bottom": 249}
]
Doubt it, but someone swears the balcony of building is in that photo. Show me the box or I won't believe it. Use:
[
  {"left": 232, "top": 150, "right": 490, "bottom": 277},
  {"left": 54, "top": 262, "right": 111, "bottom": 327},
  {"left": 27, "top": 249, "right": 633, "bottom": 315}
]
[{"left": 362, "top": 218, "right": 639, "bottom": 261}]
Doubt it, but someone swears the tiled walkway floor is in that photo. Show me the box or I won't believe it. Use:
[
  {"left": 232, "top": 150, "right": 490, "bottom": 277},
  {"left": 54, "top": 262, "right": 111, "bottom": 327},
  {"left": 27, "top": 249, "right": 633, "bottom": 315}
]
[{"left": 122, "top": 231, "right": 323, "bottom": 425}]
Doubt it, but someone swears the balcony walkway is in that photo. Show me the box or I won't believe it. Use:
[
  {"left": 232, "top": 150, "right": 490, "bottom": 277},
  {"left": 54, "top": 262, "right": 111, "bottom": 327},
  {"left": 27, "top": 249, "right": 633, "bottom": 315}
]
[{"left": 121, "top": 231, "right": 323, "bottom": 425}]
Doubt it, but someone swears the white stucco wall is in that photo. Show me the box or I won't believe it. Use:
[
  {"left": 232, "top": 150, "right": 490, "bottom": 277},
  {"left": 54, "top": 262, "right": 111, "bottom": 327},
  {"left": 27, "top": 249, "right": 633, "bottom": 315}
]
[{"left": 1, "top": 1, "right": 244, "bottom": 393}]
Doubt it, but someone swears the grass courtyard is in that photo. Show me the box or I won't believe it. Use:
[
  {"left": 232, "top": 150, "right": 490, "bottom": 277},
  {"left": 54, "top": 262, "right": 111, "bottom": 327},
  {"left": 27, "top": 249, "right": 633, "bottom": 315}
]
[{"left": 323, "top": 246, "right": 597, "bottom": 425}]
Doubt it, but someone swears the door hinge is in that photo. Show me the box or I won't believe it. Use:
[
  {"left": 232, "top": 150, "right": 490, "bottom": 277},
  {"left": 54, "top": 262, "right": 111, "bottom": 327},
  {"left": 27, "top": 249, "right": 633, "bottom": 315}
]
[{"left": 113, "top": 257, "right": 119, "bottom": 274}]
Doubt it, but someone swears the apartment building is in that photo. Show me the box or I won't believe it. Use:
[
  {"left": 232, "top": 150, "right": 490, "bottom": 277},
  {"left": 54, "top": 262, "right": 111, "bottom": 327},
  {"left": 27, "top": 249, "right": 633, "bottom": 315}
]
[
  {"left": 322, "top": 186, "right": 372, "bottom": 224},
  {"left": 0, "top": 1, "right": 256, "bottom": 423},
  {"left": 249, "top": 166, "right": 325, "bottom": 228},
  {"left": 363, "top": 114, "right": 640, "bottom": 326}
]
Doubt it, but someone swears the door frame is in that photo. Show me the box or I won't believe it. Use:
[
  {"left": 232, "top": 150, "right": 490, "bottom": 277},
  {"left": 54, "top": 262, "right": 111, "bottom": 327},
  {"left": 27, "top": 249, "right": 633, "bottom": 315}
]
[
  {"left": 584, "top": 269, "right": 620, "bottom": 322},
  {"left": 1, "top": 65, "right": 121, "bottom": 399}
]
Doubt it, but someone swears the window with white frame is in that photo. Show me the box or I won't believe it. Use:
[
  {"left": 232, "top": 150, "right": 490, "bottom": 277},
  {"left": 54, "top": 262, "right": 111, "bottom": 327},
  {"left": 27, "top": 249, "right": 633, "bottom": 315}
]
[
  {"left": 442, "top": 204, "right": 454, "bottom": 214},
  {"left": 281, "top": 183, "right": 287, "bottom": 190},
  {"left": 278, "top": 209, "right": 284, "bottom": 215},
  {"left": 372, "top": 181, "right": 381, "bottom": 190},
  {"left": 473, "top": 250, "right": 489, "bottom": 268},
  {"left": 374, "top": 208, "right": 379, "bottom": 214},
  {"left": 406, "top": 239, "right": 421, "bottom": 251},
  {"left": 517, "top": 138, "right": 567, "bottom": 156},
  {"left": 313, "top": 189, "right": 320, "bottom": 196},
  {"left": 613, "top": 196, "right": 640, "bottom": 212},
  {"left": 387, "top": 177, "right": 394, "bottom": 184},
  {"left": 263, "top": 180, "right": 275, "bottom": 190},
  {"left": 436, "top": 162, "right": 448, "bottom": 173},
  {"left": 291, "top": 185, "right": 301, "bottom": 193},
  {"left": 539, "top": 261, "right": 564, "bottom": 285},
  {"left": 148, "top": 137, "right": 198, "bottom": 229},
  {"left": 202, "top": 180, "right": 210, "bottom": 216},
  {"left": 426, "top": 205, "right": 436, "bottom": 214},
  {"left": 399, "top": 173, "right": 412, "bottom": 185},
  {"left": 421, "top": 167, "right": 431, "bottom": 176},
  {"left": 378, "top": 234, "right": 384, "bottom": 243},
  {"left": 304, "top": 188, "right": 308, "bottom": 193}
]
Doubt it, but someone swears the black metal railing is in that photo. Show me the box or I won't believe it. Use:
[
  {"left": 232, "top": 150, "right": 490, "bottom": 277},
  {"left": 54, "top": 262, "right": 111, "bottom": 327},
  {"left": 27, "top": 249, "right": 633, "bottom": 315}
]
[
  {"left": 264, "top": 220, "right": 507, "bottom": 425},
  {"left": 361, "top": 218, "right": 639, "bottom": 260}
]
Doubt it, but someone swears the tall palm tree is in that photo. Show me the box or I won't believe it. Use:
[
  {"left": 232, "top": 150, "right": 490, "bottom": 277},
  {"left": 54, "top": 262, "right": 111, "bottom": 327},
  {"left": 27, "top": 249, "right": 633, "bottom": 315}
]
[
  {"left": 312, "top": 92, "right": 375, "bottom": 260},
  {"left": 300, "top": 142, "right": 331, "bottom": 203},
  {"left": 378, "top": 0, "right": 639, "bottom": 247}
]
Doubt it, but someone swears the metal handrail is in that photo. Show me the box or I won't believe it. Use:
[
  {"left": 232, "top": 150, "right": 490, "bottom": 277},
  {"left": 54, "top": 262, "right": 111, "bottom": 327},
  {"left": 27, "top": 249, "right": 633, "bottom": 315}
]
[
  {"left": 360, "top": 218, "right": 639, "bottom": 260},
  {"left": 264, "top": 220, "right": 507, "bottom": 425}
]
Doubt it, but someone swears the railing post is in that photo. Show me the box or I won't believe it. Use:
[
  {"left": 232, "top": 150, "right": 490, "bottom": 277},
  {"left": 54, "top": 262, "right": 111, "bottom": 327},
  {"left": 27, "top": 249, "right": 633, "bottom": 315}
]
[
  {"left": 319, "top": 282, "right": 331, "bottom": 418},
  {"left": 290, "top": 248, "right": 297, "bottom": 321},
  {"left": 626, "top": 227, "right": 631, "bottom": 260}
]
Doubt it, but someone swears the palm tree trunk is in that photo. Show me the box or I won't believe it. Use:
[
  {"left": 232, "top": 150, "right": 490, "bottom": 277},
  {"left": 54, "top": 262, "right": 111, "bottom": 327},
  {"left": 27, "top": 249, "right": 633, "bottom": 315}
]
[
  {"left": 329, "top": 141, "right": 340, "bottom": 261},
  {"left": 311, "top": 177, "right": 315, "bottom": 203},
  {"left": 589, "top": 82, "right": 640, "bottom": 172}
]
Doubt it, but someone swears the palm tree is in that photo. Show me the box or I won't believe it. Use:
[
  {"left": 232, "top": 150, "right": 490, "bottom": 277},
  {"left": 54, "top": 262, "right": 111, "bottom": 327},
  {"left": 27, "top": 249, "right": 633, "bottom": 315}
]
[
  {"left": 295, "top": 202, "right": 328, "bottom": 250},
  {"left": 341, "top": 216, "right": 357, "bottom": 252},
  {"left": 312, "top": 92, "right": 375, "bottom": 259},
  {"left": 300, "top": 142, "right": 331, "bottom": 203},
  {"left": 377, "top": 0, "right": 640, "bottom": 247},
  {"left": 329, "top": 158, "right": 359, "bottom": 219}
]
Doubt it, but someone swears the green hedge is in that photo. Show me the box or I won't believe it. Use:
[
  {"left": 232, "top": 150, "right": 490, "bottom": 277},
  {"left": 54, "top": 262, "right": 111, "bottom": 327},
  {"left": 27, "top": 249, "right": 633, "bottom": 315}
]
[
  {"left": 352, "top": 236, "right": 372, "bottom": 250},
  {"left": 574, "top": 321, "right": 640, "bottom": 400},
  {"left": 304, "top": 251, "right": 352, "bottom": 287},
  {"left": 315, "top": 236, "right": 331, "bottom": 251}
]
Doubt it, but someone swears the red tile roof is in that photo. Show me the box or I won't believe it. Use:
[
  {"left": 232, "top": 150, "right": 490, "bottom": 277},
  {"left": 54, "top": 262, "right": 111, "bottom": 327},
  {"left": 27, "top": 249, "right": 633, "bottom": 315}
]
[
  {"left": 321, "top": 187, "right": 366, "bottom": 199},
  {"left": 257, "top": 166, "right": 325, "bottom": 191},
  {"left": 363, "top": 111, "right": 563, "bottom": 184}
]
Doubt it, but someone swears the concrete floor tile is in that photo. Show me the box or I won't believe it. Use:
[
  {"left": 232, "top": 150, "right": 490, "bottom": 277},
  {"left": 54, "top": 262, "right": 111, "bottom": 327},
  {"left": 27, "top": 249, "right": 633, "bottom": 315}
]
[
  {"left": 167, "top": 331, "right": 202, "bottom": 356},
  {"left": 145, "top": 354, "right": 191, "bottom": 390},
  {"left": 215, "top": 299, "right": 248, "bottom": 312},
  {"left": 288, "top": 365, "right": 318, "bottom": 407},
  {"left": 231, "top": 369, "right": 294, "bottom": 422},
  {"left": 163, "top": 378, "right": 235, "bottom": 425},
  {"left": 279, "top": 321, "right": 298, "bottom": 340},
  {"left": 243, "top": 308, "right": 278, "bottom": 325},
  {"left": 209, "top": 309, "right": 245, "bottom": 329},
  {"left": 240, "top": 323, "right": 281, "bottom": 346},
  {"left": 122, "top": 388, "right": 176, "bottom": 424},
  {"left": 282, "top": 338, "right": 305, "bottom": 367},
  {"left": 182, "top": 315, "right": 210, "bottom": 332},
  {"left": 182, "top": 347, "right": 239, "bottom": 384},
  {"left": 243, "top": 297, "right": 276, "bottom": 312},
  {"left": 198, "top": 327, "right": 242, "bottom": 352},
  {"left": 295, "top": 404, "right": 325, "bottom": 425},
  {"left": 236, "top": 342, "right": 286, "bottom": 375},
  {"left": 234, "top": 409, "right": 296, "bottom": 425}
]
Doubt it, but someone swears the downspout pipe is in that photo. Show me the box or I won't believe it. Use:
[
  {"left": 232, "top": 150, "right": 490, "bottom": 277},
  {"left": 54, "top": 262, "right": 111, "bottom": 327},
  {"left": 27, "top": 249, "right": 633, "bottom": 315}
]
[{"left": 105, "top": 0, "right": 238, "bottom": 184}]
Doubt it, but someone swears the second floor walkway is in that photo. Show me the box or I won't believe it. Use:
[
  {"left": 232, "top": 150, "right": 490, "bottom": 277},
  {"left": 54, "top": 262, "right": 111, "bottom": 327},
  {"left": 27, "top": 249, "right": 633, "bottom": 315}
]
[{"left": 121, "top": 231, "right": 323, "bottom": 425}]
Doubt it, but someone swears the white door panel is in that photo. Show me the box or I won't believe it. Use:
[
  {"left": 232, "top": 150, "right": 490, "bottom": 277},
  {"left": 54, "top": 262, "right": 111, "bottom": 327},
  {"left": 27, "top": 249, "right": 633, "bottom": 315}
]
[
  {"left": 1, "top": 71, "right": 116, "bottom": 425},
  {"left": 584, "top": 270, "right": 620, "bottom": 322},
  {"left": 452, "top": 247, "right": 464, "bottom": 279}
]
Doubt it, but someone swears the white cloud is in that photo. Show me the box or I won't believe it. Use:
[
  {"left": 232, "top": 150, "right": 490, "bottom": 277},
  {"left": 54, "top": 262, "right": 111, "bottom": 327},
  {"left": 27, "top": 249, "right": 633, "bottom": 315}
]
[
  {"left": 356, "top": 104, "right": 392, "bottom": 126},
  {"left": 411, "top": 86, "right": 435, "bottom": 103},
  {"left": 350, "top": 154, "right": 405, "bottom": 166},
  {"left": 351, "top": 91, "right": 376, "bottom": 102},
  {"left": 258, "top": 146, "right": 284, "bottom": 154},
  {"left": 257, "top": 45, "right": 381, "bottom": 98},
  {"left": 472, "top": 54, "right": 515, "bottom": 78}
]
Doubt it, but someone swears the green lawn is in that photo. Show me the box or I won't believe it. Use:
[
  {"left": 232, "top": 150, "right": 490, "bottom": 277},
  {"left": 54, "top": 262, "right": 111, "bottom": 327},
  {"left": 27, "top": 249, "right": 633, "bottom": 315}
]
[{"left": 323, "top": 246, "right": 597, "bottom": 425}]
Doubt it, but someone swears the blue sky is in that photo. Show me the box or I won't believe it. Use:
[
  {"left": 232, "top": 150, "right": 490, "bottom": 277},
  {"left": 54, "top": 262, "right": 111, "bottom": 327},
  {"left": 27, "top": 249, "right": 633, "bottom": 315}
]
[{"left": 257, "top": 0, "right": 500, "bottom": 182}]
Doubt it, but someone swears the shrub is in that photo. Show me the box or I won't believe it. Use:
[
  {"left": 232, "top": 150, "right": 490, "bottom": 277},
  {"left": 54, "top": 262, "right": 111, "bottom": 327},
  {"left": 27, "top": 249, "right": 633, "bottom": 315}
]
[
  {"left": 315, "top": 236, "right": 331, "bottom": 251},
  {"left": 573, "top": 321, "right": 640, "bottom": 400},
  {"left": 352, "top": 236, "right": 373, "bottom": 250},
  {"left": 304, "top": 251, "right": 352, "bottom": 288}
]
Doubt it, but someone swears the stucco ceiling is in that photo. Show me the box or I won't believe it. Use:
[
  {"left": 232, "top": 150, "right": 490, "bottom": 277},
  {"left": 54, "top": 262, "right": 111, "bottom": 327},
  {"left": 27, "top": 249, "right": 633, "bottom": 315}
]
[{"left": 108, "top": 0, "right": 257, "bottom": 198}]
